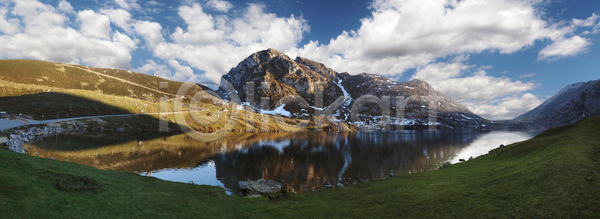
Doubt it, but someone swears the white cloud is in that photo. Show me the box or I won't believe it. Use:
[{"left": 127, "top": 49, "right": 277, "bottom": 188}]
[
  {"left": 434, "top": 72, "right": 537, "bottom": 103},
  {"left": 12, "top": 0, "right": 68, "bottom": 27},
  {"left": 57, "top": 0, "right": 73, "bottom": 13},
  {"left": 172, "top": 3, "right": 225, "bottom": 45},
  {"left": 230, "top": 4, "right": 308, "bottom": 50},
  {"left": 147, "top": 1, "right": 161, "bottom": 6},
  {"left": 519, "top": 73, "right": 536, "bottom": 78},
  {"left": 114, "top": 0, "right": 141, "bottom": 11},
  {"left": 0, "top": 7, "right": 20, "bottom": 34},
  {"left": 168, "top": 59, "right": 195, "bottom": 81},
  {"left": 412, "top": 59, "right": 541, "bottom": 120},
  {"left": 0, "top": 0, "right": 137, "bottom": 69},
  {"left": 411, "top": 56, "right": 471, "bottom": 83},
  {"left": 205, "top": 0, "right": 233, "bottom": 12},
  {"left": 464, "top": 93, "right": 543, "bottom": 120},
  {"left": 101, "top": 8, "right": 133, "bottom": 34},
  {"left": 295, "top": 0, "right": 590, "bottom": 76},
  {"left": 133, "top": 20, "right": 164, "bottom": 48},
  {"left": 77, "top": 10, "right": 112, "bottom": 40},
  {"left": 135, "top": 59, "right": 172, "bottom": 78},
  {"left": 572, "top": 13, "right": 599, "bottom": 27},
  {"left": 131, "top": 3, "right": 309, "bottom": 83},
  {"left": 538, "top": 36, "right": 590, "bottom": 61}
]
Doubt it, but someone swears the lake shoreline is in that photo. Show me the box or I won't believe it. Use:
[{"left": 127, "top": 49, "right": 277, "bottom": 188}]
[{"left": 1, "top": 115, "right": 599, "bottom": 217}]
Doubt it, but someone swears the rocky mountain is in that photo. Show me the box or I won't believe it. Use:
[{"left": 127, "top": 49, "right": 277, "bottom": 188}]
[
  {"left": 218, "top": 49, "right": 487, "bottom": 130},
  {"left": 514, "top": 79, "right": 600, "bottom": 130}
]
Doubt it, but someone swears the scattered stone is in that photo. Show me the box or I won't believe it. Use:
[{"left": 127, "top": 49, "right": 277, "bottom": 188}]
[
  {"left": 0, "top": 137, "right": 7, "bottom": 145},
  {"left": 238, "top": 179, "right": 282, "bottom": 196},
  {"left": 6, "top": 126, "right": 67, "bottom": 153}
]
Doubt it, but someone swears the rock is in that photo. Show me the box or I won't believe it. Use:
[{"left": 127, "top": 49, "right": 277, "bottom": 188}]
[
  {"left": 238, "top": 179, "right": 282, "bottom": 196},
  {"left": 459, "top": 159, "right": 465, "bottom": 162},
  {"left": 5, "top": 126, "right": 68, "bottom": 153},
  {"left": 442, "top": 161, "right": 451, "bottom": 167},
  {"left": 499, "top": 144, "right": 505, "bottom": 147},
  {"left": 468, "top": 156, "right": 473, "bottom": 160},
  {"left": 336, "top": 183, "right": 344, "bottom": 188}
]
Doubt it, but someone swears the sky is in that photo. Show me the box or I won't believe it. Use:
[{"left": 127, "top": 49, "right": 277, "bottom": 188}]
[{"left": 0, "top": 0, "right": 599, "bottom": 120}]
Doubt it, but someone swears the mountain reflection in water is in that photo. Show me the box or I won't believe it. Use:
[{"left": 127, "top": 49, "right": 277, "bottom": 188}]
[{"left": 25, "top": 129, "right": 532, "bottom": 195}]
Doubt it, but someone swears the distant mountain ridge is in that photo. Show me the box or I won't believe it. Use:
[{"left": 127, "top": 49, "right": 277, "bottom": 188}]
[
  {"left": 218, "top": 49, "right": 487, "bottom": 129},
  {"left": 514, "top": 79, "right": 600, "bottom": 130}
]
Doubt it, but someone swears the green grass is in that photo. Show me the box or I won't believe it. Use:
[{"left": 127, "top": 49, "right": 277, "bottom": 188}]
[{"left": 1, "top": 115, "right": 599, "bottom": 217}]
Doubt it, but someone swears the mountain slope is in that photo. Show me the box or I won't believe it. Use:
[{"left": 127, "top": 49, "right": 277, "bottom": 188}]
[
  {"left": 218, "top": 49, "right": 487, "bottom": 129},
  {"left": 514, "top": 79, "right": 600, "bottom": 129},
  {"left": 0, "top": 59, "right": 205, "bottom": 100}
]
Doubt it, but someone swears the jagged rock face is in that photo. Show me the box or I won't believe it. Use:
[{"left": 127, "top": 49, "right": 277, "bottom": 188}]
[
  {"left": 515, "top": 79, "right": 600, "bottom": 130},
  {"left": 219, "top": 48, "right": 342, "bottom": 107},
  {"left": 337, "top": 74, "right": 484, "bottom": 128},
  {"left": 219, "top": 49, "right": 486, "bottom": 129}
]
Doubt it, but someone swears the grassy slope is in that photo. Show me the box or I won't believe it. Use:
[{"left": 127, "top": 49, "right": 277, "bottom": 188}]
[
  {"left": 0, "top": 59, "right": 203, "bottom": 98},
  {"left": 1, "top": 115, "right": 599, "bottom": 217}
]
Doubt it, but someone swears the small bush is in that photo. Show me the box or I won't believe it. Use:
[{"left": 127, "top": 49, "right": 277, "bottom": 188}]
[{"left": 55, "top": 175, "right": 105, "bottom": 194}]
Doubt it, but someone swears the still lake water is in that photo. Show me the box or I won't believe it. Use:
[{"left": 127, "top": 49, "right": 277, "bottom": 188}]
[{"left": 25, "top": 130, "right": 533, "bottom": 194}]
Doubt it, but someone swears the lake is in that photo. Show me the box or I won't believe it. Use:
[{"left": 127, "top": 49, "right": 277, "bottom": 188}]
[{"left": 25, "top": 130, "right": 533, "bottom": 195}]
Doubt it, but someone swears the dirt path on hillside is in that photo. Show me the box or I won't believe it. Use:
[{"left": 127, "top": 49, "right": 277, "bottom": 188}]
[{"left": 63, "top": 64, "right": 176, "bottom": 97}]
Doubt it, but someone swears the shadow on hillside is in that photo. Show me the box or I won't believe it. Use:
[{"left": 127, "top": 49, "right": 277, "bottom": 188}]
[
  {"left": 1, "top": 92, "right": 184, "bottom": 142},
  {"left": 0, "top": 92, "right": 136, "bottom": 120}
]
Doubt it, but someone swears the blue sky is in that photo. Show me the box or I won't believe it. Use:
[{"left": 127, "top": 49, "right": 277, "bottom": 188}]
[{"left": 0, "top": 0, "right": 599, "bottom": 120}]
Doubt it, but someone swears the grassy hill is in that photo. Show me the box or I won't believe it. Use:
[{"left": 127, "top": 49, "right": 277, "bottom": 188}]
[
  {"left": 0, "top": 59, "right": 201, "bottom": 119},
  {"left": 0, "top": 59, "right": 310, "bottom": 133},
  {"left": 0, "top": 59, "right": 204, "bottom": 99},
  {"left": 1, "top": 115, "right": 598, "bottom": 217}
]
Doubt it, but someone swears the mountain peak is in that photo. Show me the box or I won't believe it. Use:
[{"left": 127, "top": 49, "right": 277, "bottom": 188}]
[
  {"left": 227, "top": 48, "right": 291, "bottom": 75},
  {"left": 408, "top": 78, "right": 433, "bottom": 90},
  {"left": 251, "top": 48, "right": 290, "bottom": 63}
]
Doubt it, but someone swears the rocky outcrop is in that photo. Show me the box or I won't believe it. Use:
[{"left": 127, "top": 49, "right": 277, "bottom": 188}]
[
  {"left": 6, "top": 126, "right": 67, "bottom": 153},
  {"left": 238, "top": 179, "right": 282, "bottom": 196},
  {"left": 218, "top": 48, "right": 342, "bottom": 109}
]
